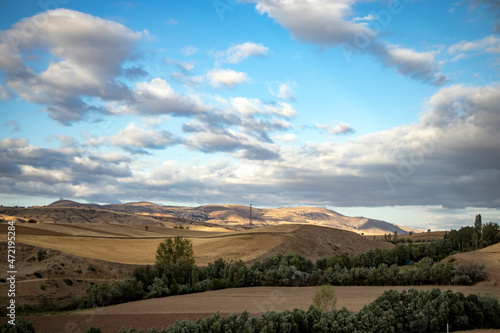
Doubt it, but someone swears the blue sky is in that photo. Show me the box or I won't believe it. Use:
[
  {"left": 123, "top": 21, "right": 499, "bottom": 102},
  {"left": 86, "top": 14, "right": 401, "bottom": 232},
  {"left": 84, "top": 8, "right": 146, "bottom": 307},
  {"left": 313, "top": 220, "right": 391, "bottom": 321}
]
[{"left": 1, "top": 0, "right": 499, "bottom": 230}]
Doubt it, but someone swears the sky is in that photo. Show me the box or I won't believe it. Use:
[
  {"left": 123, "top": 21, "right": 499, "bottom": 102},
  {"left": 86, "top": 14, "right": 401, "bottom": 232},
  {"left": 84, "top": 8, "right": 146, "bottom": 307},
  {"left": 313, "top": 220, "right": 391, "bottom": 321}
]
[{"left": 0, "top": 0, "right": 499, "bottom": 231}]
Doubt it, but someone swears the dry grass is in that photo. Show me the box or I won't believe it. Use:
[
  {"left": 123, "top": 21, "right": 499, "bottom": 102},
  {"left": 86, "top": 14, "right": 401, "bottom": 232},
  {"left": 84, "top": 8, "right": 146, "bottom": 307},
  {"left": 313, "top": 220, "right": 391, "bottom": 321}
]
[
  {"left": 445, "top": 243, "right": 500, "bottom": 286},
  {"left": 79, "top": 284, "right": 500, "bottom": 315},
  {"left": 10, "top": 223, "right": 394, "bottom": 266}
]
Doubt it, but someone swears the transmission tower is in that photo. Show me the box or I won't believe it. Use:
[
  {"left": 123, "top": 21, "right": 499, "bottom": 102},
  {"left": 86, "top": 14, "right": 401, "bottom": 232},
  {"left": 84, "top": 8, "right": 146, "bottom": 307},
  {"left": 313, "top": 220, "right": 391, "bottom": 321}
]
[{"left": 249, "top": 203, "right": 253, "bottom": 225}]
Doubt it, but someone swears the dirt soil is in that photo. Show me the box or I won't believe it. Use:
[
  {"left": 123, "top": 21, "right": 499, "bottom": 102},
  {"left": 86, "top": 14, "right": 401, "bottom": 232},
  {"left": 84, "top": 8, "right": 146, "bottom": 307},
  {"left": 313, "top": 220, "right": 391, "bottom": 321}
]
[
  {"left": 0, "top": 242, "right": 137, "bottom": 310},
  {"left": 5, "top": 284, "right": 500, "bottom": 333}
]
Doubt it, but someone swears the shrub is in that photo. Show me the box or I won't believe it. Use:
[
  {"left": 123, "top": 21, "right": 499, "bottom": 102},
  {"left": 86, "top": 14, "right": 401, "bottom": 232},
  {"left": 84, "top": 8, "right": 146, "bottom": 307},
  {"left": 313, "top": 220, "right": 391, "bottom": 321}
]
[
  {"left": 34, "top": 272, "right": 42, "bottom": 279},
  {"left": 313, "top": 284, "right": 337, "bottom": 312},
  {"left": 36, "top": 249, "right": 47, "bottom": 261},
  {"left": 84, "top": 327, "right": 102, "bottom": 333},
  {"left": 88, "top": 265, "right": 96, "bottom": 272},
  {"left": 0, "top": 319, "right": 36, "bottom": 332},
  {"left": 63, "top": 279, "right": 73, "bottom": 286}
]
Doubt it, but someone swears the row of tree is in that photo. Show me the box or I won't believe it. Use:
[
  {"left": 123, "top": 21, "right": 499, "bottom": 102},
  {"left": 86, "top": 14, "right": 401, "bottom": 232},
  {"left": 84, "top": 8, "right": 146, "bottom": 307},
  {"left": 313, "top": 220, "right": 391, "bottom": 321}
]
[
  {"left": 447, "top": 215, "right": 500, "bottom": 251},
  {"left": 104, "top": 289, "right": 500, "bottom": 333},
  {"left": 84, "top": 250, "right": 484, "bottom": 308}
]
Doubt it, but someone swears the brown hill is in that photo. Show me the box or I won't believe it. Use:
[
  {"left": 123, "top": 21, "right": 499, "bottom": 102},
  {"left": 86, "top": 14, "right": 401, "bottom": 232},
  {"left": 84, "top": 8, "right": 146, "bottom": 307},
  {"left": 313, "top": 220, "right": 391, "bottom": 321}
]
[
  {"left": 444, "top": 243, "right": 500, "bottom": 286},
  {"left": 41, "top": 200, "right": 417, "bottom": 235},
  {"left": 1, "top": 221, "right": 393, "bottom": 266}
]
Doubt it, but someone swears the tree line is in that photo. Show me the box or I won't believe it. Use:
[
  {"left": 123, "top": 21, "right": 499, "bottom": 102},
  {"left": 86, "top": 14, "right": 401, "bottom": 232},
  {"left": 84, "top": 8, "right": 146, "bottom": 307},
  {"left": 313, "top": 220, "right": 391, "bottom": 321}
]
[
  {"left": 78, "top": 289, "right": 500, "bottom": 333},
  {"left": 6, "top": 289, "right": 500, "bottom": 333},
  {"left": 83, "top": 235, "right": 488, "bottom": 308}
]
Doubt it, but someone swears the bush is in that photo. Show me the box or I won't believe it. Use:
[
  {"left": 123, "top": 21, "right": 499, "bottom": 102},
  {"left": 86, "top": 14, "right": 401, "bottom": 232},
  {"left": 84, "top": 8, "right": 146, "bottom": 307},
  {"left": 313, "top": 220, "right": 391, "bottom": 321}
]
[
  {"left": 36, "top": 249, "right": 47, "bottom": 261},
  {"left": 312, "top": 284, "right": 337, "bottom": 312},
  {"left": 63, "top": 279, "right": 73, "bottom": 286},
  {"left": 88, "top": 265, "right": 96, "bottom": 272},
  {"left": 84, "top": 327, "right": 102, "bottom": 333},
  {"left": 0, "top": 320, "right": 36, "bottom": 332},
  {"left": 33, "top": 272, "right": 42, "bottom": 279}
]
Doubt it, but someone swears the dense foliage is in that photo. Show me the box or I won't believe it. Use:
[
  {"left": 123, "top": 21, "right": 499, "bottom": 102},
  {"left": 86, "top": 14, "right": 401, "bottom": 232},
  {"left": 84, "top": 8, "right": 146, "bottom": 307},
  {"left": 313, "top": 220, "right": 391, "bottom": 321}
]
[
  {"left": 0, "top": 320, "right": 35, "bottom": 333},
  {"left": 81, "top": 230, "right": 492, "bottom": 308},
  {"left": 113, "top": 289, "right": 500, "bottom": 333},
  {"left": 84, "top": 249, "right": 485, "bottom": 308}
]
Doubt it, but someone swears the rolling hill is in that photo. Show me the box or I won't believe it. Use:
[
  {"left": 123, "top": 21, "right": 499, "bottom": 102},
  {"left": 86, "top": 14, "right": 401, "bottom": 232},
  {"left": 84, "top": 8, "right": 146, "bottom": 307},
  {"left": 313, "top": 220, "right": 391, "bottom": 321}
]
[{"left": 37, "top": 200, "right": 416, "bottom": 235}]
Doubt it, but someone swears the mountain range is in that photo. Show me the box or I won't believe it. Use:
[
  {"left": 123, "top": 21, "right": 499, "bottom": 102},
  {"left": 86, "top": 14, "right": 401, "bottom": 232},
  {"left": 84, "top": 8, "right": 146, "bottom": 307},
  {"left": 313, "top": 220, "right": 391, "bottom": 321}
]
[{"left": 42, "top": 200, "right": 417, "bottom": 235}]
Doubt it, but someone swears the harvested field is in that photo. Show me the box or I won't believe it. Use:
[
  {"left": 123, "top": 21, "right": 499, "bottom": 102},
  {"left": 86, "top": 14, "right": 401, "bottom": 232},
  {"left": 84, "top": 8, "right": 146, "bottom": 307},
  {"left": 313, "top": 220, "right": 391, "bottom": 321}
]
[
  {"left": 8, "top": 223, "right": 394, "bottom": 266},
  {"left": 9, "top": 284, "right": 500, "bottom": 333}
]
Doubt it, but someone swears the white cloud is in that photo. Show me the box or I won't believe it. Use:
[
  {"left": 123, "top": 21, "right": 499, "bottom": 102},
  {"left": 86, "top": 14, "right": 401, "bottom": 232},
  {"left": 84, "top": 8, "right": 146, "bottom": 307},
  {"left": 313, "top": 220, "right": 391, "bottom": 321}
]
[
  {"left": 270, "top": 82, "right": 296, "bottom": 101},
  {"left": 106, "top": 123, "right": 177, "bottom": 154},
  {"left": 315, "top": 123, "right": 355, "bottom": 135},
  {"left": 181, "top": 45, "right": 197, "bottom": 56},
  {"left": 129, "top": 78, "right": 207, "bottom": 116},
  {"left": 217, "top": 42, "right": 269, "bottom": 63},
  {"left": 3, "top": 83, "right": 500, "bottom": 209},
  {"left": 353, "top": 13, "right": 378, "bottom": 22},
  {"left": 448, "top": 35, "right": 500, "bottom": 58},
  {"left": 177, "top": 61, "right": 195, "bottom": 72},
  {"left": 0, "top": 9, "right": 142, "bottom": 124},
  {"left": 230, "top": 97, "right": 295, "bottom": 117},
  {"left": 207, "top": 68, "right": 249, "bottom": 89},
  {"left": 373, "top": 43, "right": 448, "bottom": 85},
  {"left": 273, "top": 133, "right": 298, "bottom": 142},
  {"left": 251, "top": 0, "right": 447, "bottom": 85}
]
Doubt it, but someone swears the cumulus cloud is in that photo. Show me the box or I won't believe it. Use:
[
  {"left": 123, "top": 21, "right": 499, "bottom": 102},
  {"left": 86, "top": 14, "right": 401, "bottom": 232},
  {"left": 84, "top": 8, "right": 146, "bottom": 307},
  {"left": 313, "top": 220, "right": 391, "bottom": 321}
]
[
  {"left": 270, "top": 82, "right": 296, "bottom": 101},
  {"left": 105, "top": 123, "right": 178, "bottom": 154},
  {"left": 368, "top": 43, "right": 448, "bottom": 85},
  {"left": 217, "top": 42, "right": 269, "bottom": 63},
  {"left": 123, "top": 77, "right": 207, "bottom": 116},
  {"left": 230, "top": 97, "right": 295, "bottom": 117},
  {"left": 250, "top": 0, "right": 447, "bottom": 85},
  {"left": 315, "top": 122, "right": 355, "bottom": 135},
  {"left": 0, "top": 138, "right": 132, "bottom": 196},
  {"left": 0, "top": 9, "right": 142, "bottom": 124},
  {"left": 184, "top": 127, "right": 280, "bottom": 160},
  {"left": 273, "top": 133, "right": 298, "bottom": 142},
  {"left": 2, "top": 81, "right": 499, "bottom": 208},
  {"left": 207, "top": 68, "right": 249, "bottom": 88},
  {"left": 153, "top": 82, "right": 500, "bottom": 208}
]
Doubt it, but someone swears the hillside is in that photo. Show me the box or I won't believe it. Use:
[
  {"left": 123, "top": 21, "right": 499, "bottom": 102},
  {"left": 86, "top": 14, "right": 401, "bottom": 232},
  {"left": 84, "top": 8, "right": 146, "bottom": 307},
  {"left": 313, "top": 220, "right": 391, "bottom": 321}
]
[
  {"left": 444, "top": 243, "right": 500, "bottom": 286},
  {"left": 0, "top": 222, "right": 393, "bottom": 266},
  {"left": 36, "top": 200, "right": 416, "bottom": 235}
]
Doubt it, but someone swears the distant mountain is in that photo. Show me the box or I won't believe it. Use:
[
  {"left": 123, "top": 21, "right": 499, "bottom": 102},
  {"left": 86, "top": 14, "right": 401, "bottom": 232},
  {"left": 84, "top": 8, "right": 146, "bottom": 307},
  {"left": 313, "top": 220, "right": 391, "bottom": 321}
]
[{"left": 45, "top": 200, "right": 417, "bottom": 235}]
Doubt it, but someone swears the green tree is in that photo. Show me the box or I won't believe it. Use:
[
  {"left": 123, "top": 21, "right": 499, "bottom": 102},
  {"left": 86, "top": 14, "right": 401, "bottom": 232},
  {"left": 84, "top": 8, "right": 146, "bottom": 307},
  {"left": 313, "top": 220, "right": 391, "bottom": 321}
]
[
  {"left": 475, "top": 214, "right": 482, "bottom": 236},
  {"left": 155, "top": 236, "right": 195, "bottom": 266},
  {"left": 482, "top": 222, "right": 500, "bottom": 246},
  {"left": 312, "top": 284, "right": 337, "bottom": 312}
]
